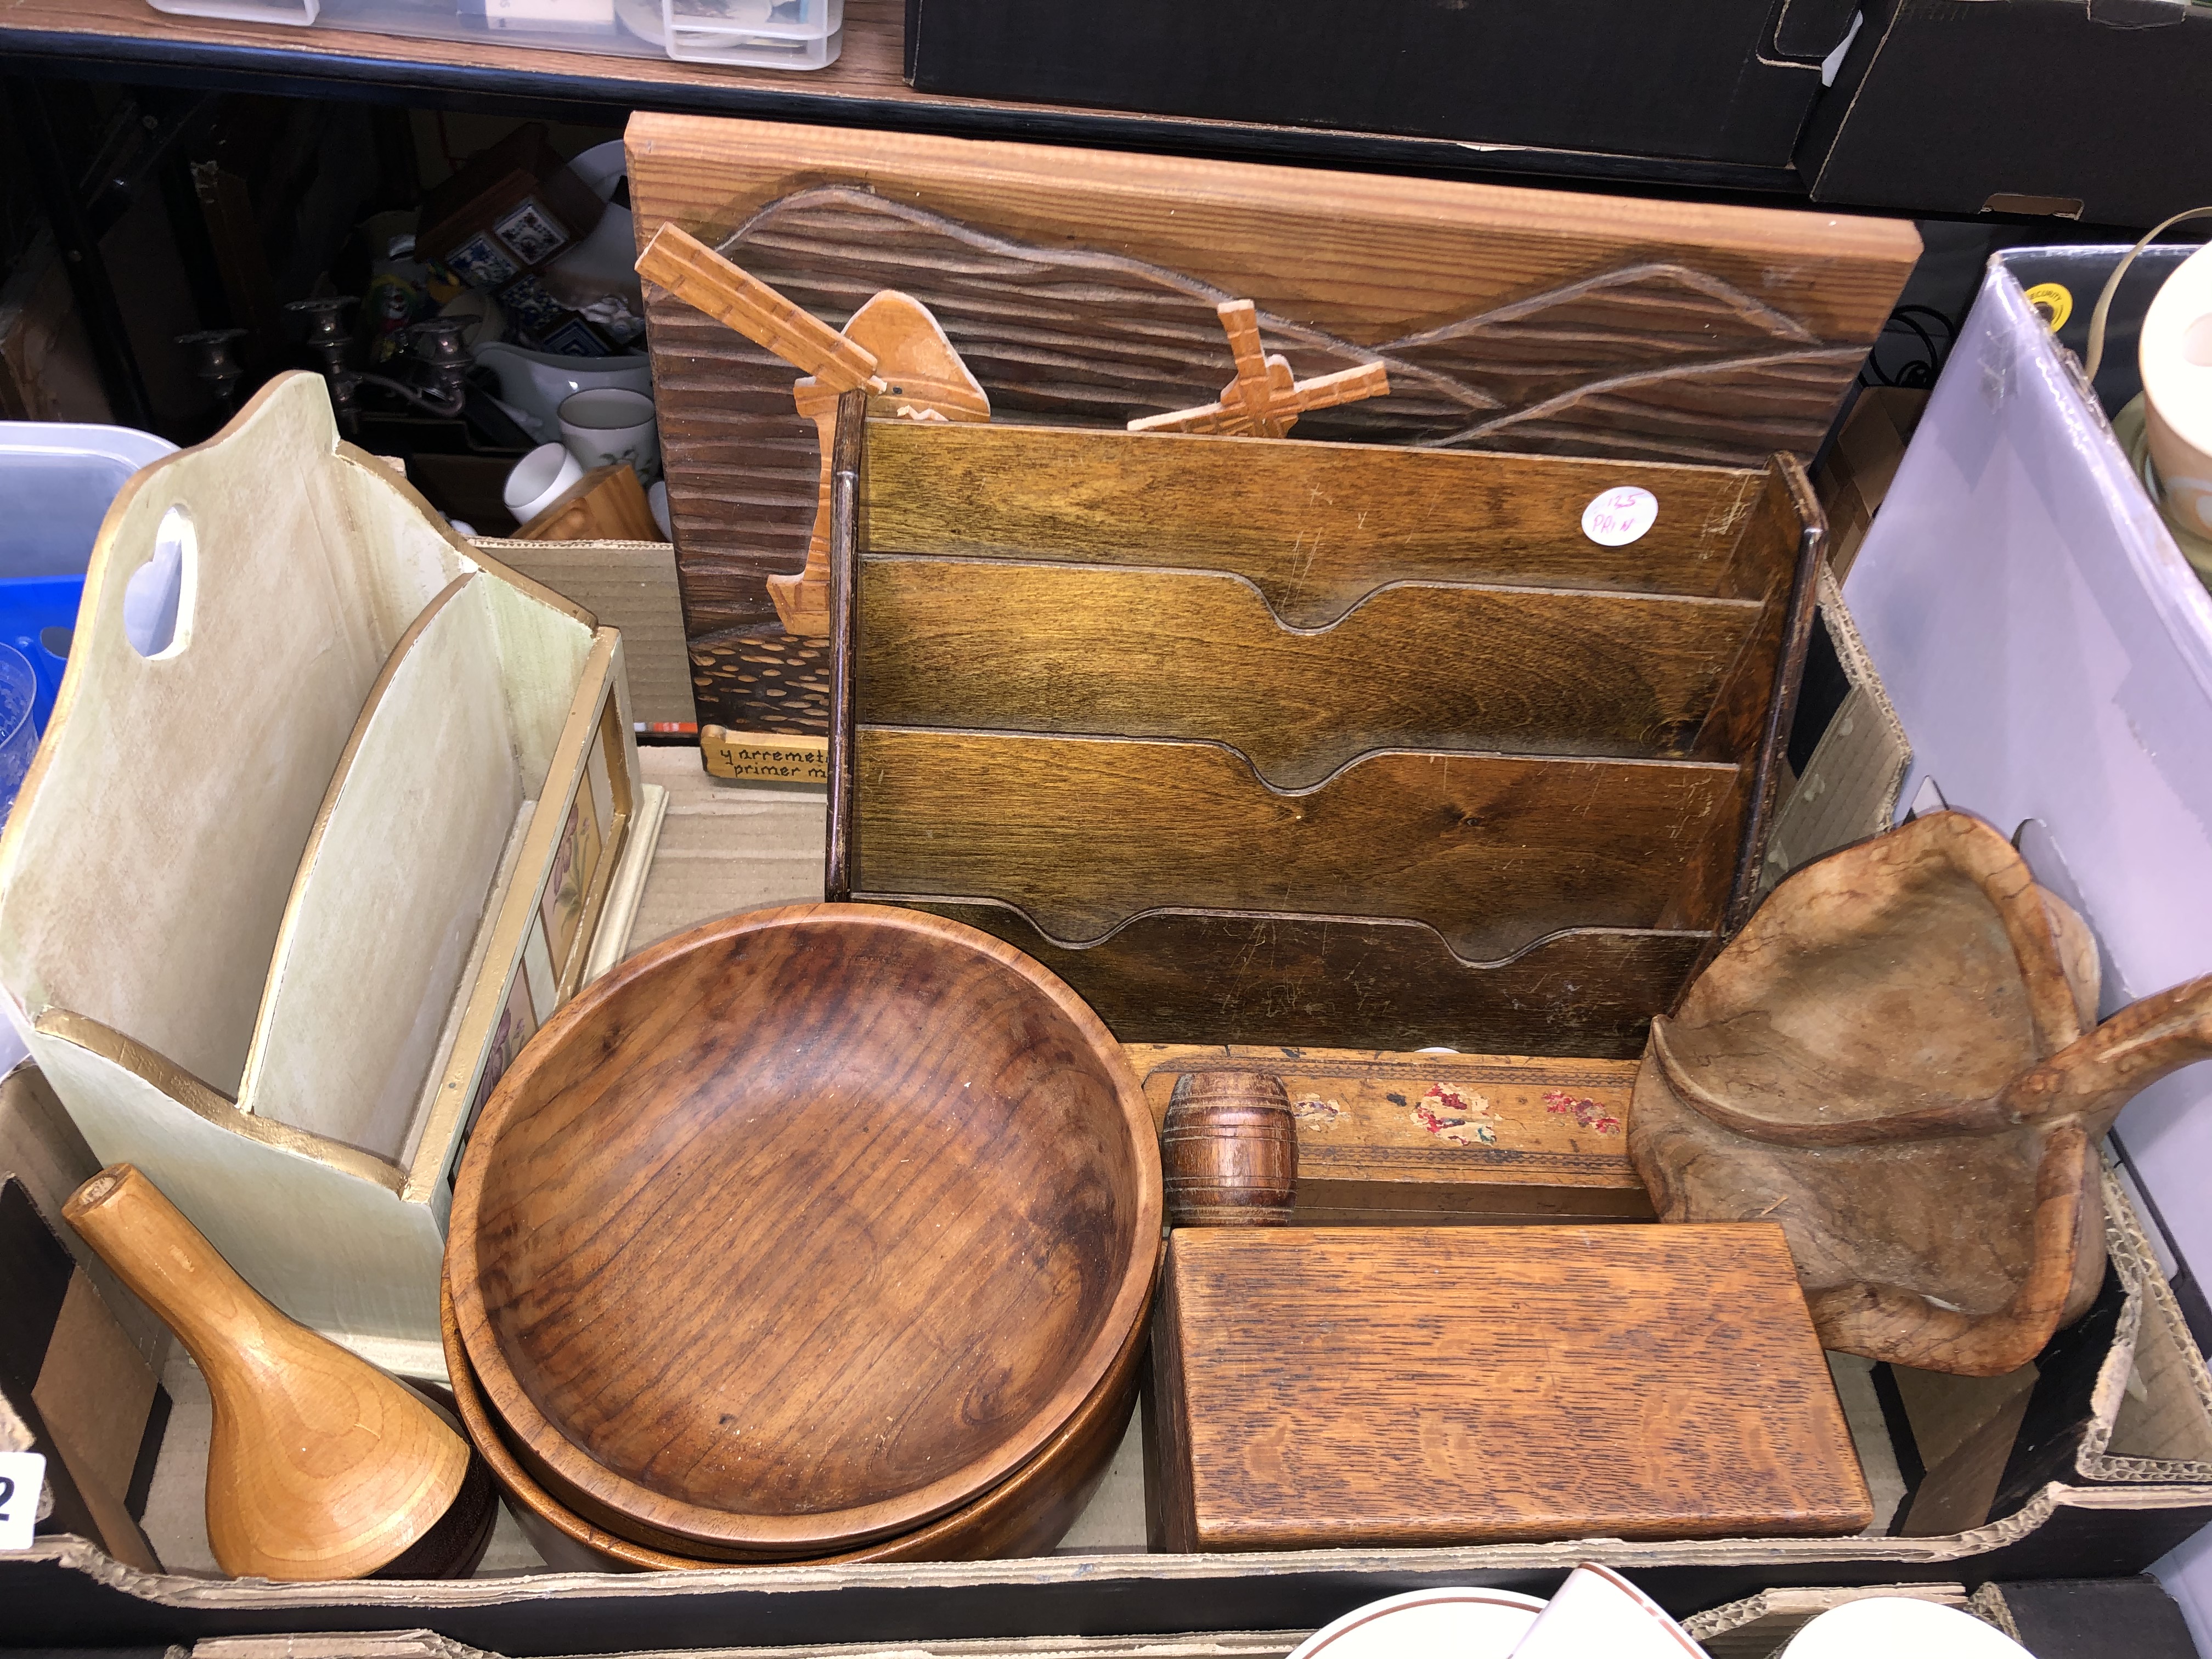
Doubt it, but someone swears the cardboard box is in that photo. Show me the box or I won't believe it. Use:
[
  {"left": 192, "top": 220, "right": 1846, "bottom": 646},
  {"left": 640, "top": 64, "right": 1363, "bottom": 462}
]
[
  {"left": 902, "top": 0, "right": 1852, "bottom": 170},
  {"left": 10, "top": 752, "right": 2212, "bottom": 1638},
  {"left": 15, "top": 372, "right": 2212, "bottom": 1637},
  {"left": 472, "top": 538, "right": 695, "bottom": 731},
  {"left": 1800, "top": 0, "right": 2212, "bottom": 226},
  {"left": 116, "top": 1589, "right": 2056, "bottom": 1659},
  {"left": 8, "top": 1067, "right": 2211, "bottom": 1641}
]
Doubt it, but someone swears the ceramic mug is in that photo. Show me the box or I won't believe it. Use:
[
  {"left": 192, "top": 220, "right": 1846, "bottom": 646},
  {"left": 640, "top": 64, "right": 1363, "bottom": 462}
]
[
  {"left": 560, "top": 387, "right": 659, "bottom": 482},
  {"left": 503, "top": 442, "right": 584, "bottom": 526},
  {"left": 647, "top": 479, "right": 672, "bottom": 541}
]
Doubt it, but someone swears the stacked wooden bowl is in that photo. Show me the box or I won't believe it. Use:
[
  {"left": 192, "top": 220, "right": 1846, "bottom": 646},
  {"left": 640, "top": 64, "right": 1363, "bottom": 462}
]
[{"left": 444, "top": 904, "right": 1162, "bottom": 1570}]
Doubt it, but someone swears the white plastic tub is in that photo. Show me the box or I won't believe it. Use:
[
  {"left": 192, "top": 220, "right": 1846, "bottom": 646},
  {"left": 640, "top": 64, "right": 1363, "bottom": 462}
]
[
  {"left": 1840, "top": 251, "right": 2212, "bottom": 1648},
  {"left": 142, "top": 0, "right": 842, "bottom": 69}
]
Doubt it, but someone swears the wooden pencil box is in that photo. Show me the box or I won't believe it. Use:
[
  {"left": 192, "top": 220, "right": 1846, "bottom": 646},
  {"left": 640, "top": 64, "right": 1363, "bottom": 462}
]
[
  {"left": 1146, "top": 1223, "right": 1874, "bottom": 1551},
  {"left": 829, "top": 415, "right": 1822, "bottom": 1055},
  {"left": 0, "top": 373, "right": 650, "bottom": 1378}
]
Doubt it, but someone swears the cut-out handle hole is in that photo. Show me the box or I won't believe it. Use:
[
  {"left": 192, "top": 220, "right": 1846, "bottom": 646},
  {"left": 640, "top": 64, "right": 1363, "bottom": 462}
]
[
  {"left": 2185, "top": 313, "right": 2212, "bottom": 369},
  {"left": 37, "top": 626, "right": 71, "bottom": 661},
  {"left": 126, "top": 504, "right": 195, "bottom": 659}
]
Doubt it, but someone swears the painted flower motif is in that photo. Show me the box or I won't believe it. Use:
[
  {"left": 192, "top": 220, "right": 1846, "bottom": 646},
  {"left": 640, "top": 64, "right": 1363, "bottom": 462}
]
[
  {"left": 1426, "top": 1082, "right": 1490, "bottom": 1116},
  {"left": 1293, "top": 1094, "right": 1345, "bottom": 1125},
  {"left": 1407, "top": 1082, "right": 1498, "bottom": 1146},
  {"left": 1543, "top": 1090, "right": 1623, "bottom": 1135}
]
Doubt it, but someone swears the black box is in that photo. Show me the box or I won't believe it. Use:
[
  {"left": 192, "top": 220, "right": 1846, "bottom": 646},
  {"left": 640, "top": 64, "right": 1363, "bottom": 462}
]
[
  {"left": 1799, "top": 0, "right": 2212, "bottom": 228},
  {"left": 903, "top": 0, "right": 1858, "bottom": 168}
]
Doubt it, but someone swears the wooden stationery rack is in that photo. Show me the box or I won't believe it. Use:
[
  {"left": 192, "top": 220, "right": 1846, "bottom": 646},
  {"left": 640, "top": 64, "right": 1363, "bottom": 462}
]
[
  {"left": 828, "top": 414, "right": 1822, "bottom": 1056},
  {"left": 0, "top": 373, "right": 654, "bottom": 1378}
]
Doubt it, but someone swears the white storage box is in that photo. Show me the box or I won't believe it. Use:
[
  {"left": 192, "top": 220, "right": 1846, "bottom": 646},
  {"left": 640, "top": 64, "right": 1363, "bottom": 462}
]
[
  {"left": 140, "top": 0, "right": 843, "bottom": 70},
  {"left": 0, "top": 372, "right": 656, "bottom": 1378}
]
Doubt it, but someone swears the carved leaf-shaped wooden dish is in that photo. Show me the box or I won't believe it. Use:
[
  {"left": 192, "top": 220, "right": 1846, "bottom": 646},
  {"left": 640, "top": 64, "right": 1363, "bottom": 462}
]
[{"left": 1631, "top": 811, "right": 2212, "bottom": 1375}]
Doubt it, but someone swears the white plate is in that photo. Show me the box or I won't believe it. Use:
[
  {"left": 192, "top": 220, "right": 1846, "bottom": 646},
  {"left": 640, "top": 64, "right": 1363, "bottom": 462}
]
[
  {"left": 1509, "top": 1565, "right": 1709, "bottom": 1658},
  {"left": 1286, "top": 1588, "right": 1545, "bottom": 1659},
  {"left": 1781, "top": 1597, "right": 2033, "bottom": 1657}
]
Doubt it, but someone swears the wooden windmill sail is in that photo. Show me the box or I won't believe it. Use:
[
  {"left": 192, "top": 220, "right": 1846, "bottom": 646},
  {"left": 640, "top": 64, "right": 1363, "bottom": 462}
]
[
  {"left": 1131, "top": 300, "right": 1389, "bottom": 438},
  {"left": 636, "top": 224, "right": 988, "bottom": 637}
]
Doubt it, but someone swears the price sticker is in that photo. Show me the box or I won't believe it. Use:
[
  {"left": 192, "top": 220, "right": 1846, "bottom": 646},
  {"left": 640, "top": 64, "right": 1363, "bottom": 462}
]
[
  {"left": 1582, "top": 486, "right": 1659, "bottom": 547},
  {"left": 0, "top": 1451, "right": 45, "bottom": 1550}
]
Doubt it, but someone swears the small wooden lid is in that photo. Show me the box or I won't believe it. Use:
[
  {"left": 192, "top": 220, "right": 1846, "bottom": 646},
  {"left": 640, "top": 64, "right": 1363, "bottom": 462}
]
[{"left": 446, "top": 903, "right": 1159, "bottom": 1557}]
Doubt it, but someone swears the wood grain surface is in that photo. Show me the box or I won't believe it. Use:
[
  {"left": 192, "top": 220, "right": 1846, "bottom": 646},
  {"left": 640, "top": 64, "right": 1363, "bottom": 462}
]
[
  {"left": 897, "top": 901, "right": 1711, "bottom": 1056},
  {"left": 771, "top": 293, "right": 990, "bottom": 634},
  {"left": 626, "top": 117, "right": 1915, "bottom": 691},
  {"left": 838, "top": 436, "right": 1814, "bottom": 1054},
  {"left": 1709, "top": 458, "right": 1825, "bottom": 934},
  {"left": 1147, "top": 1224, "right": 1872, "bottom": 1550},
  {"left": 852, "top": 730, "right": 1739, "bottom": 957},
  {"left": 856, "top": 557, "right": 1760, "bottom": 786},
  {"left": 692, "top": 628, "right": 831, "bottom": 735},
  {"left": 63, "top": 1164, "right": 485, "bottom": 1581},
  {"left": 1130, "top": 299, "right": 1391, "bottom": 438},
  {"left": 628, "top": 118, "right": 1916, "bottom": 347},
  {"left": 1632, "top": 811, "right": 2212, "bottom": 1376},
  {"left": 1126, "top": 1045, "right": 1649, "bottom": 1224},
  {"left": 1655, "top": 457, "right": 1824, "bottom": 938},
  {"left": 439, "top": 1274, "right": 1151, "bottom": 1568},
  {"left": 860, "top": 422, "right": 1774, "bottom": 622},
  {"left": 446, "top": 902, "right": 1160, "bottom": 1558},
  {"left": 636, "top": 223, "right": 885, "bottom": 392}
]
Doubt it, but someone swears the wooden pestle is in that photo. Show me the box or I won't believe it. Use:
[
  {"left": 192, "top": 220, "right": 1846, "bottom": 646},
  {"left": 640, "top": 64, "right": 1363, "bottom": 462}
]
[
  {"left": 1161, "top": 1071, "right": 1298, "bottom": 1227},
  {"left": 63, "top": 1163, "right": 493, "bottom": 1580}
]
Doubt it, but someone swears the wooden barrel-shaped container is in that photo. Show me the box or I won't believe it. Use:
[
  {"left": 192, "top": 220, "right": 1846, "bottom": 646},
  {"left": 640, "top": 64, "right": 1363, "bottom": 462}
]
[{"left": 1162, "top": 1070, "right": 1299, "bottom": 1227}]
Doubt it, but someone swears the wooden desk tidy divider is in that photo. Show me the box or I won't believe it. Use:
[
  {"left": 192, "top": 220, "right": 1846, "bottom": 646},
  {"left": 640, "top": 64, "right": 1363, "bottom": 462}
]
[
  {"left": 831, "top": 411, "right": 1824, "bottom": 1056},
  {"left": 63, "top": 1164, "right": 495, "bottom": 1581},
  {"left": 0, "top": 373, "right": 650, "bottom": 1376}
]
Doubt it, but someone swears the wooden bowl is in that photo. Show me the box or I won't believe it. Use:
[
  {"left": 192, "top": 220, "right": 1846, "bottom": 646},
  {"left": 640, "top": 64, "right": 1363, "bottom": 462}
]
[
  {"left": 447, "top": 902, "right": 1161, "bottom": 1559},
  {"left": 439, "top": 1278, "right": 1150, "bottom": 1571},
  {"left": 1630, "top": 810, "right": 2212, "bottom": 1376}
]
